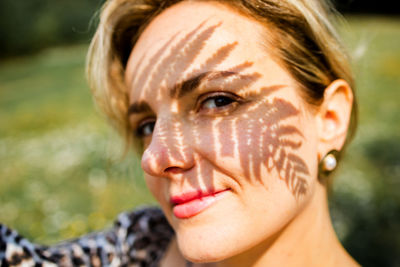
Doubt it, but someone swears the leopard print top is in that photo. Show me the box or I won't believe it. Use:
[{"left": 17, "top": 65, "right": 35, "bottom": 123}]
[{"left": 0, "top": 207, "right": 175, "bottom": 267}]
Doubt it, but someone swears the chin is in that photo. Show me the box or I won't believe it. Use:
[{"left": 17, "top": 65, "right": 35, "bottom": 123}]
[
  {"left": 173, "top": 213, "right": 259, "bottom": 264},
  {"left": 173, "top": 216, "right": 237, "bottom": 263},
  {"left": 166, "top": 188, "right": 298, "bottom": 263},
  {"left": 177, "top": 233, "right": 234, "bottom": 263}
]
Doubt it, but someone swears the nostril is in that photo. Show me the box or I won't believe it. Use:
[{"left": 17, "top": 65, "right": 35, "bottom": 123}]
[{"left": 164, "top": 167, "right": 183, "bottom": 174}]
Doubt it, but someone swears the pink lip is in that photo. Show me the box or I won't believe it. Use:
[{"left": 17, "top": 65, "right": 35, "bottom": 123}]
[{"left": 171, "top": 189, "right": 230, "bottom": 219}]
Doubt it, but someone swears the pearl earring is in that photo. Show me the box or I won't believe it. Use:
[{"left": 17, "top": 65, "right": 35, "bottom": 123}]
[{"left": 318, "top": 150, "right": 339, "bottom": 178}]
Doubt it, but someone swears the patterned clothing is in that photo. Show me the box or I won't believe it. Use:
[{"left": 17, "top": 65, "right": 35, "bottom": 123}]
[{"left": 0, "top": 207, "right": 175, "bottom": 267}]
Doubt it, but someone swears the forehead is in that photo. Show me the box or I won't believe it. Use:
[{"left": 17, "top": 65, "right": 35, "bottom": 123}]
[
  {"left": 134, "top": 1, "right": 263, "bottom": 48},
  {"left": 125, "top": 2, "right": 273, "bottom": 96}
]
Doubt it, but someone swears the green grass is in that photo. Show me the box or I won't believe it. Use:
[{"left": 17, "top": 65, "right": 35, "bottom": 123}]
[
  {"left": 0, "top": 45, "right": 156, "bottom": 244},
  {"left": 0, "top": 16, "right": 399, "bottom": 266}
]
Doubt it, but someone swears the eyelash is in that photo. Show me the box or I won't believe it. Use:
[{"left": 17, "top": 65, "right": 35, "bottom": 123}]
[
  {"left": 135, "top": 92, "right": 241, "bottom": 138},
  {"left": 135, "top": 118, "right": 156, "bottom": 138},
  {"left": 196, "top": 92, "right": 241, "bottom": 113}
]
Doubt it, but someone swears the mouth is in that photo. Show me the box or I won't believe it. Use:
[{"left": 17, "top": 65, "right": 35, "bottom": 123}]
[{"left": 170, "top": 189, "right": 230, "bottom": 219}]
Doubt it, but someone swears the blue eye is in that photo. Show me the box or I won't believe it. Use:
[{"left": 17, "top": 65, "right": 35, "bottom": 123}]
[
  {"left": 136, "top": 120, "right": 155, "bottom": 137},
  {"left": 200, "top": 95, "right": 236, "bottom": 110}
]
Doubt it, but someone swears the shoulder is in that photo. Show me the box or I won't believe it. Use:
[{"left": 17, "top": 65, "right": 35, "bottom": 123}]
[
  {"left": 0, "top": 206, "right": 174, "bottom": 266},
  {"left": 112, "top": 206, "right": 175, "bottom": 264},
  {"left": 0, "top": 223, "right": 49, "bottom": 266}
]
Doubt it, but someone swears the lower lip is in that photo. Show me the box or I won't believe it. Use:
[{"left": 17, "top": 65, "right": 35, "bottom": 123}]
[{"left": 173, "top": 190, "right": 229, "bottom": 219}]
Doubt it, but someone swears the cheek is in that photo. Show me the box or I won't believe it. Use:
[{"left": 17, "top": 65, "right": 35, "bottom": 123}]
[
  {"left": 193, "top": 97, "right": 315, "bottom": 199},
  {"left": 144, "top": 174, "right": 166, "bottom": 204}
]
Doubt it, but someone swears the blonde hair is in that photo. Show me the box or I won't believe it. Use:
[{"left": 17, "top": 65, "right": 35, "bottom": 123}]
[{"left": 87, "top": 0, "right": 357, "bottom": 157}]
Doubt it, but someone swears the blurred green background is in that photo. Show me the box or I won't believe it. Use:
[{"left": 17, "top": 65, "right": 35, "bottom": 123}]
[{"left": 0, "top": 1, "right": 399, "bottom": 267}]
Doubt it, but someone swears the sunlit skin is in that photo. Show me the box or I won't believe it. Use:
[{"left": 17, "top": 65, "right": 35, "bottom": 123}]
[{"left": 125, "top": 2, "right": 357, "bottom": 267}]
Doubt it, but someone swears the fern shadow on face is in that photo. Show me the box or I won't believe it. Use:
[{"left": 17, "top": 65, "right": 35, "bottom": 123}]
[{"left": 128, "top": 22, "right": 309, "bottom": 200}]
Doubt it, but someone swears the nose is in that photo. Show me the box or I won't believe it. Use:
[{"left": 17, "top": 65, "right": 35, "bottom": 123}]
[{"left": 141, "top": 117, "right": 195, "bottom": 178}]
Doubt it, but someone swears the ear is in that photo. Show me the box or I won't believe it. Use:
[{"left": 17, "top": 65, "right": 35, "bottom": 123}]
[{"left": 316, "top": 79, "right": 353, "bottom": 160}]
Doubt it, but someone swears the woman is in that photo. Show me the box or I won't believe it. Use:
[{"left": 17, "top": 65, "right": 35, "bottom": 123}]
[{"left": 0, "top": 0, "right": 359, "bottom": 266}]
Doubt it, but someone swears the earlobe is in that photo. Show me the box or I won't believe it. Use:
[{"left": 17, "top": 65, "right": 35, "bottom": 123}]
[{"left": 316, "top": 79, "right": 353, "bottom": 158}]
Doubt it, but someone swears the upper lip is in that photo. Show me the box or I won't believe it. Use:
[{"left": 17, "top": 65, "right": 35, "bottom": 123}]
[{"left": 170, "top": 189, "right": 229, "bottom": 205}]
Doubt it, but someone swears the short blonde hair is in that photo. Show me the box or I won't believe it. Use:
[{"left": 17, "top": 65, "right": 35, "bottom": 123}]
[{"left": 86, "top": 0, "right": 357, "bottom": 156}]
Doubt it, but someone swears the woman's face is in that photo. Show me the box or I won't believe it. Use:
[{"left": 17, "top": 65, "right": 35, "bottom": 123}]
[{"left": 125, "top": 1, "right": 320, "bottom": 263}]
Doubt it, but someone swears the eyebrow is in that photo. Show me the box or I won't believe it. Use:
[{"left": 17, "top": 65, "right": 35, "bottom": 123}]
[
  {"left": 170, "top": 70, "right": 237, "bottom": 98},
  {"left": 127, "top": 101, "right": 152, "bottom": 115},
  {"left": 127, "top": 71, "right": 238, "bottom": 116}
]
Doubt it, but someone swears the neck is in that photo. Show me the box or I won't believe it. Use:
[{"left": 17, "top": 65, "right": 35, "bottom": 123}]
[{"left": 212, "top": 184, "right": 358, "bottom": 267}]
